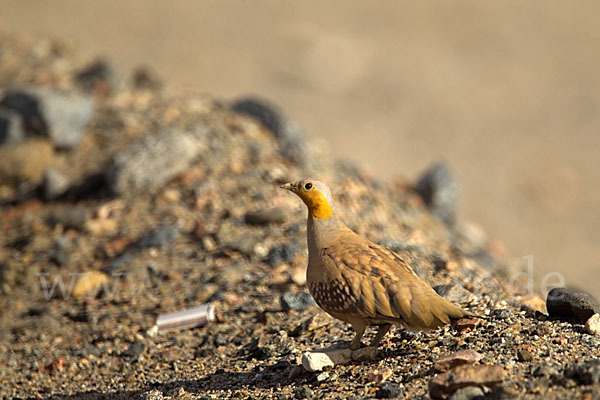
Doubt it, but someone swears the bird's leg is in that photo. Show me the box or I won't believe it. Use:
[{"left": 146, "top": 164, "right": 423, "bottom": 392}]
[
  {"left": 349, "top": 322, "right": 367, "bottom": 350},
  {"left": 370, "top": 324, "right": 392, "bottom": 347}
]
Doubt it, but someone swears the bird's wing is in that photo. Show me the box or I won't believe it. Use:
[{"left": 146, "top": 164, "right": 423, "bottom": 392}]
[
  {"left": 319, "top": 237, "right": 468, "bottom": 328},
  {"left": 321, "top": 237, "right": 418, "bottom": 282}
]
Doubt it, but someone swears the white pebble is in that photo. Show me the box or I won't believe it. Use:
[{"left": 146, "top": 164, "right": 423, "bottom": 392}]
[
  {"left": 301, "top": 348, "right": 353, "bottom": 372},
  {"left": 316, "top": 371, "right": 330, "bottom": 382},
  {"left": 585, "top": 313, "right": 600, "bottom": 336}
]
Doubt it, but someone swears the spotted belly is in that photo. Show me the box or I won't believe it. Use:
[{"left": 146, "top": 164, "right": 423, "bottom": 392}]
[
  {"left": 308, "top": 278, "right": 410, "bottom": 328},
  {"left": 308, "top": 279, "right": 357, "bottom": 316}
]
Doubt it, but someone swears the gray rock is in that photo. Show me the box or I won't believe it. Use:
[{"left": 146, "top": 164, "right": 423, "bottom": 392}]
[
  {"left": 429, "top": 365, "right": 505, "bottom": 400},
  {"left": 75, "top": 59, "right": 114, "bottom": 92},
  {"left": 449, "top": 386, "right": 484, "bottom": 400},
  {"left": 42, "top": 168, "right": 69, "bottom": 200},
  {"left": 295, "top": 385, "right": 313, "bottom": 399},
  {"left": 267, "top": 242, "right": 302, "bottom": 267},
  {"left": 136, "top": 225, "right": 180, "bottom": 249},
  {"left": 231, "top": 97, "right": 315, "bottom": 169},
  {"left": 122, "top": 341, "right": 146, "bottom": 363},
  {"left": 414, "top": 162, "right": 459, "bottom": 226},
  {"left": 352, "top": 346, "right": 378, "bottom": 362},
  {"left": 566, "top": 360, "right": 600, "bottom": 385},
  {"left": 0, "top": 90, "right": 46, "bottom": 137},
  {"left": 532, "top": 365, "right": 558, "bottom": 377},
  {"left": 224, "top": 234, "right": 259, "bottom": 257},
  {"left": 244, "top": 207, "right": 286, "bottom": 225},
  {"left": 34, "top": 87, "right": 94, "bottom": 148},
  {"left": 375, "top": 382, "right": 402, "bottom": 399},
  {"left": 434, "top": 350, "right": 483, "bottom": 371},
  {"left": 288, "top": 365, "right": 304, "bottom": 379},
  {"left": 108, "top": 254, "right": 134, "bottom": 273},
  {"left": 546, "top": 287, "right": 600, "bottom": 323},
  {"left": 281, "top": 292, "right": 316, "bottom": 311},
  {"left": 0, "top": 106, "right": 25, "bottom": 144},
  {"left": 0, "top": 88, "right": 94, "bottom": 149},
  {"left": 106, "top": 128, "right": 207, "bottom": 194},
  {"left": 52, "top": 236, "right": 71, "bottom": 267},
  {"left": 433, "top": 284, "right": 474, "bottom": 305}
]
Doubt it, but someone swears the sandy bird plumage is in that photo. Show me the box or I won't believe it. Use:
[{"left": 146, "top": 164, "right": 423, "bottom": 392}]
[{"left": 281, "top": 179, "right": 474, "bottom": 349}]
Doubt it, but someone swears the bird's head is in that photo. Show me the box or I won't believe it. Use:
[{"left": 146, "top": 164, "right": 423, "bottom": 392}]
[{"left": 280, "top": 179, "right": 335, "bottom": 220}]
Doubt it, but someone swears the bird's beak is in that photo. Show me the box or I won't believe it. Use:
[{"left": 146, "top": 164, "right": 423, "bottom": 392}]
[{"left": 280, "top": 182, "right": 295, "bottom": 191}]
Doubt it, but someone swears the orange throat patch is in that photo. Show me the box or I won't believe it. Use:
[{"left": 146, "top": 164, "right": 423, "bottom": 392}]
[{"left": 301, "top": 191, "right": 333, "bottom": 220}]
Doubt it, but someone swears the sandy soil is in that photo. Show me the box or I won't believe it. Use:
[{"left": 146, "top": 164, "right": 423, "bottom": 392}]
[
  {"left": 2, "top": 1, "right": 599, "bottom": 297},
  {"left": 1, "top": 28, "right": 600, "bottom": 400}
]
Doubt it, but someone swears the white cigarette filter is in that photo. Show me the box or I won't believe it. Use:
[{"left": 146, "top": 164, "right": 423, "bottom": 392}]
[{"left": 156, "top": 303, "right": 215, "bottom": 334}]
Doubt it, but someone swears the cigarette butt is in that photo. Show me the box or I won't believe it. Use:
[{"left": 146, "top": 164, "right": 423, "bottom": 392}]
[{"left": 156, "top": 303, "right": 215, "bottom": 334}]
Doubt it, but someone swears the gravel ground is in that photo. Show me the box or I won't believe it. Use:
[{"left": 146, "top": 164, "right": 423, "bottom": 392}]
[{"left": 0, "top": 33, "right": 599, "bottom": 400}]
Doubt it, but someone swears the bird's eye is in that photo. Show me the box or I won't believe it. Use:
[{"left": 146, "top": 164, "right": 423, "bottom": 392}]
[{"left": 304, "top": 182, "right": 313, "bottom": 190}]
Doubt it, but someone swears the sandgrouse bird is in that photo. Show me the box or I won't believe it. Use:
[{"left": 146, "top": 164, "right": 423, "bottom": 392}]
[{"left": 281, "top": 179, "right": 474, "bottom": 350}]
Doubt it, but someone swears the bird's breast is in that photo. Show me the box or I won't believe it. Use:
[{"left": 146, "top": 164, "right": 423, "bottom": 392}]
[{"left": 308, "top": 279, "right": 354, "bottom": 314}]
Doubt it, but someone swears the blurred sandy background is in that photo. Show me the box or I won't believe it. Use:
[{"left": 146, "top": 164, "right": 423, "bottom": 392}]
[{"left": 2, "top": 0, "right": 599, "bottom": 297}]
